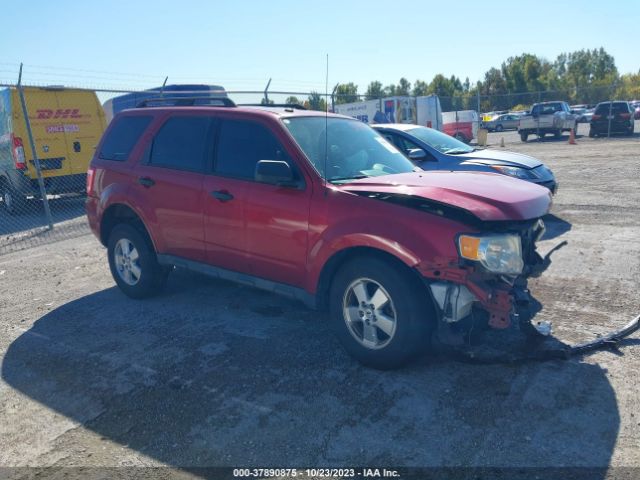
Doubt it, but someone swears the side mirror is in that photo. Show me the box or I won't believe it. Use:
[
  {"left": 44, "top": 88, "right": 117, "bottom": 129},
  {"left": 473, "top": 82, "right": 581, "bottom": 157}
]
[
  {"left": 255, "top": 160, "right": 298, "bottom": 187},
  {"left": 407, "top": 148, "right": 428, "bottom": 161}
]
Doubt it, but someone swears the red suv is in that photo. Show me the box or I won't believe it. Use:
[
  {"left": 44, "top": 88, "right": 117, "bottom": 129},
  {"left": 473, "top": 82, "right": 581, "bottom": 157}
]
[{"left": 86, "top": 100, "right": 552, "bottom": 368}]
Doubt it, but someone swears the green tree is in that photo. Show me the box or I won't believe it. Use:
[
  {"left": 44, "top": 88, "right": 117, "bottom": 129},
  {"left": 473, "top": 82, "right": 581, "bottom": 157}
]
[
  {"left": 307, "top": 91, "right": 327, "bottom": 111},
  {"left": 412, "top": 79, "right": 429, "bottom": 97},
  {"left": 365, "top": 81, "right": 384, "bottom": 100},
  {"left": 396, "top": 77, "right": 411, "bottom": 96},
  {"left": 615, "top": 71, "right": 640, "bottom": 100},
  {"left": 335, "top": 82, "right": 359, "bottom": 104},
  {"left": 285, "top": 96, "right": 301, "bottom": 105}
]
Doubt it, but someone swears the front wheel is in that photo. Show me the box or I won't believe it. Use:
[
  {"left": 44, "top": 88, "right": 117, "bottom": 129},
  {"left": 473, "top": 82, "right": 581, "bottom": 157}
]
[
  {"left": 520, "top": 131, "right": 528, "bottom": 142},
  {"left": 107, "top": 224, "right": 169, "bottom": 299},
  {"left": 554, "top": 129, "right": 562, "bottom": 139},
  {"left": 495, "top": 124, "right": 504, "bottom": 132},
  {"left": 329, "top": 256, "right": 435, "bottom": 369}
]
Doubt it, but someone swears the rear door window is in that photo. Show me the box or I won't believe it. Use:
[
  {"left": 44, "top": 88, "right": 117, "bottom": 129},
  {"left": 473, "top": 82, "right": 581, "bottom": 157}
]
[
  {"left": 149, "top": 116, "right": 211, "bottom": 172},
  {"left": 99, "top": 116, "right": 152, "bottom": 161}
]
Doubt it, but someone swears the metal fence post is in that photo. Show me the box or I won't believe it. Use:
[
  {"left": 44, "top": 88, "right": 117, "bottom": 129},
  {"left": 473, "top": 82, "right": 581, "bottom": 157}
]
[
  {"left": 16, "top": 64, "right": 53, "bottom": 230},
  {"left": 607, "top": 83, "right": 615, "bottom": 138}
]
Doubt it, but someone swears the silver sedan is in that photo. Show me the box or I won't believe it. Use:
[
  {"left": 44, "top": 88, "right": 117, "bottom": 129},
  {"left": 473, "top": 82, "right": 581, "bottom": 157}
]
[{"left": 481, "top": 114, "right": 520, "bottom": 132}]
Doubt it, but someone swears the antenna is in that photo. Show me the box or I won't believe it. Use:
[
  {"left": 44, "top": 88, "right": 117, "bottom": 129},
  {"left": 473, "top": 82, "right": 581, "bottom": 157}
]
[{"left": 324, "top": 54, "right": 329, "bottom": 193}]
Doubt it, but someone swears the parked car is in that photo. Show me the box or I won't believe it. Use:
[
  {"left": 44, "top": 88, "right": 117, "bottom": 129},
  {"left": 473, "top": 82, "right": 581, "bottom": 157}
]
[
  {"left": 481, "top": 114, "right": 521, "bottom": 132},
  {"left": 570, "top": 107, "right": 587, "bottom": 123},
  {"left": 86, "top": 101, "right": 553, "bottom": 369},
  {"left": 373, "top": 123, "right": 557, "bottom": 193},
  {"left": 0, "top": 86, "right": 107, "bottom": 214},
  {"left": 518, "top": 101, "right": 576, "bottom": 142},
  {"left": 630, "top": 101, "right": 640, "bottom": 120},
  {"left": 589, "top": 101, "right": 635, "bottom": 137}
]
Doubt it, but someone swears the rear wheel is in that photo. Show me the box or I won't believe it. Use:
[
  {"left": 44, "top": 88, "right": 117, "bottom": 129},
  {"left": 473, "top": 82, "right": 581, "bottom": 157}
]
[
  {"left": 519, "top": 131, "right": 528, "bottom": 142},
  {"left": 0, "top": 181, "right": 27, "bottom": 215},
  {"left": 454, "top": 132, "right": 467, "bottom": 143},
  {"left": 554, "top": 129, "right": 562, "bottom": 139},
  {"left": 107, "top": 223, "right": 169, "bottom": 299},
  {"left": 329, "top": 256, "right": 435, "bottom": 369},
  {"left": 589, "top": 129, "right": 596, "bottom": 138},
  {"left": 495, "top": 124, "right": 504, "bottom": 132}
]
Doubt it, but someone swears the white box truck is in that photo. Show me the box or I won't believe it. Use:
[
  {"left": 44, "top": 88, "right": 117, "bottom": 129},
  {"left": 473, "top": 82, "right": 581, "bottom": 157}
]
[{"left": 334, "top": 95, "right": 442, "bottom": 129}]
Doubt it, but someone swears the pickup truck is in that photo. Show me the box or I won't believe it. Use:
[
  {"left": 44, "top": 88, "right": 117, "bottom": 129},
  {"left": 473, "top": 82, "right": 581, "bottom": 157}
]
[{"left": 518, "top": 101, "right": 576, "bottom": 142}]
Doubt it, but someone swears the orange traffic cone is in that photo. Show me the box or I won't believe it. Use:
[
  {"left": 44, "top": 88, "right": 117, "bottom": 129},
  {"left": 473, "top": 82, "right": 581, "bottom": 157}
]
[{"left": 568, "top": 128, "right": 577, "bottom": 145}]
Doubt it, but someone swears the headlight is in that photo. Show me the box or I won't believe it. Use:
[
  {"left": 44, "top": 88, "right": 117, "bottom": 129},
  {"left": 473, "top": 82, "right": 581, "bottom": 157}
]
[
  {"left": 490, "top": 165, "right": 536, "bottom": 180},
  {"left": 458, "top": 234, "right": 524, "bottom": 275}
]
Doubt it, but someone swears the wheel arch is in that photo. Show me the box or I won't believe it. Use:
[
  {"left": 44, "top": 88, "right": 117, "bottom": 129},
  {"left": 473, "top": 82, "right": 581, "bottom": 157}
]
[
  {"left": 100, "top": 203, "right": 156, "bottom": 251},
  {"left": 314, "top": 246, "right": 428, "bottom": 311}
]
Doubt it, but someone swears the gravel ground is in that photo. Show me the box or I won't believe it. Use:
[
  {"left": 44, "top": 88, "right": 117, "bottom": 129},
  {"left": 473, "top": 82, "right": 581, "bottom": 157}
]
[{"left": 0, "top": 124, "right": 639, "bottom": 479}]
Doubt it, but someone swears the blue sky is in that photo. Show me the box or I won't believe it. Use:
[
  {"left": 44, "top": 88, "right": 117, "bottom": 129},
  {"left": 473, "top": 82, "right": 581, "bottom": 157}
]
[{"left": 1, "top": 0, "right": 638, "bottom": 96}]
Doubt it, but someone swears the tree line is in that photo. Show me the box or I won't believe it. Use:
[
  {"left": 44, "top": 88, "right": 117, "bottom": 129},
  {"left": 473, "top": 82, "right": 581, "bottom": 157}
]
[{"left": 283, "top": 48, "right": 639, "bottom": 112}]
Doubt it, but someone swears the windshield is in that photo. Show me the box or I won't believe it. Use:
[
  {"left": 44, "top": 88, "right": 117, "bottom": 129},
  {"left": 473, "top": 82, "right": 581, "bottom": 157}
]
[
  {"left": 406, "top": 126, "right": 474, "bottom": 154},
  {"left": 282, "top": 116, "right": 416, "bottom": 183}
]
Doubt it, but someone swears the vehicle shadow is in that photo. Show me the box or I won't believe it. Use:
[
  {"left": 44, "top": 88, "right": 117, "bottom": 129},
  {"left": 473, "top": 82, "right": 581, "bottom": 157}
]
[
  {"left": 541, "top": 213, "right": 572, "bottom": 240},
  {"left": 1, "top": 271, "right": 620, "bottom": 475}
]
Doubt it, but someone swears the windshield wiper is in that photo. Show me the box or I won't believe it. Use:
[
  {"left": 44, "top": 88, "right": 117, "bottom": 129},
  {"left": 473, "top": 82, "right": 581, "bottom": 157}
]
[
  {"left": 328, "top": 175, "right": 370, "bottom": 183},
  {"left": 444, "top": 148, "right": 472, "bottom": 155}
]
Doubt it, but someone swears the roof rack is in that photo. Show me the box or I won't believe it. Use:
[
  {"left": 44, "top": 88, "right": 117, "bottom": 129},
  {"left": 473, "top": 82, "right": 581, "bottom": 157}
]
[
  {"left": 239, "top": 103, "right": 307, "bottom": 110},
  {"left": 136, "top": 97, "right": 236, "bottom": 108}
]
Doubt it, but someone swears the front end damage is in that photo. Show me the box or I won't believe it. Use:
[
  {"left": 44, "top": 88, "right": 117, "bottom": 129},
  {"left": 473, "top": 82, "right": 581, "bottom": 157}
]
[{"left": 417, "top": 218, "right": 640, "bottom": 362}]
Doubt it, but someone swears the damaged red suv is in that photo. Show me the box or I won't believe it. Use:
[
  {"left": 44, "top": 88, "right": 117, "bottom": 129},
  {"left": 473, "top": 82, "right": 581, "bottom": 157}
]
[{"left": 86, "top": 99, "right": 552, "bottom": 368}]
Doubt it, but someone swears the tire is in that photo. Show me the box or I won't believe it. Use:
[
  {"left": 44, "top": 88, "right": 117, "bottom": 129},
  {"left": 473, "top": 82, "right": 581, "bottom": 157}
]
[
  {"left": 107, "top": 223, "right": 169, "bottom": 299},
  {"left": 520, "top": 131, "right": 528, "bottom": 142},
  {"left": 0, "top": 181, "right": 27, "bottom": 215},
  {"left": 454, "top": 132, "right": 467, "bottom": 143},
  {"left": 588, "top": 129, "right": 596, "bottom": 138},
  {"left": 495, "top": 124, "right": 504, "bottom": 132},
  {"left": 329, "top": 256, "right": 435, "bottom": 369},
  {"left": 554, "top": 130, "right": 562, "bottom": 139}
]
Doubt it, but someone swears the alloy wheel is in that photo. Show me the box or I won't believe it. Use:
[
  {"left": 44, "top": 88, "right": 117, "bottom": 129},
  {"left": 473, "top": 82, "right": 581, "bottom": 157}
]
[{"left": 342, "top": 277, "right": 397, "bottom": 350}]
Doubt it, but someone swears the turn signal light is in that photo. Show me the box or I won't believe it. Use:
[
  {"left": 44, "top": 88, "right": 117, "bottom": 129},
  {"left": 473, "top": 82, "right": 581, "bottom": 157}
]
[{"left": 459, "top": 235, "right": 481, "bottom": 260}]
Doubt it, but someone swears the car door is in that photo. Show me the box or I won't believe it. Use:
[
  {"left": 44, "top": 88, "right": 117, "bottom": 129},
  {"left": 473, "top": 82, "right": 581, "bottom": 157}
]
[
  {"left": 505, "top": 115, "right": 519, "bottom": 130},
  {"left": 204, "top": 116, "right": 311, "bottom": 287},
  {"left": 133, "top": 113, "right": 211, "bottom": 262}
]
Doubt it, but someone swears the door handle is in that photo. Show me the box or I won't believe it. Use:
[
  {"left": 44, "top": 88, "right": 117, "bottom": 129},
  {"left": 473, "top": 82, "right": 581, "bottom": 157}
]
[
  {"left": 211, "top": 190, "right": 234, "bottom": 202},
  {"left": 138, "top": 177, "right": 155, "bottom": 188}
]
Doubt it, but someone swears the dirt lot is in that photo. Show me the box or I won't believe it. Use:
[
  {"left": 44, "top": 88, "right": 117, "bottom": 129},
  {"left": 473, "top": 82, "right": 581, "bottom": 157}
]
[{"left": 0, "top": 126, "right": 639, "bottom": 478}]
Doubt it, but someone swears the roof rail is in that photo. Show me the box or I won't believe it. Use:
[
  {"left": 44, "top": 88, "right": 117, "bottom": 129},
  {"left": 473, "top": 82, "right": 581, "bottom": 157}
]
[
  {"left": 239, "top": 103, "right": 307, "bottom": 110},
  {"left": 136, "top": 97, "right": 236, "bottom": 108}
]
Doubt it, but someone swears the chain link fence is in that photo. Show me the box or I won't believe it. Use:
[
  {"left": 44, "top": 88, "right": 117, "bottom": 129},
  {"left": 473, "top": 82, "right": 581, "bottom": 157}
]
[{"left": 1, "top": 70, "right": 636, "bottom": 255}]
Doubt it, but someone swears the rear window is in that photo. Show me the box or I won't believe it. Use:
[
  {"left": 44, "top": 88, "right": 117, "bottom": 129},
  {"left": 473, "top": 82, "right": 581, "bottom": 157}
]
[
  {"left": 99, "top": 116, "right": 152, "bottom": 161},
  {"left": 595, "top": 103, "right": 630, "bottom": 114}
]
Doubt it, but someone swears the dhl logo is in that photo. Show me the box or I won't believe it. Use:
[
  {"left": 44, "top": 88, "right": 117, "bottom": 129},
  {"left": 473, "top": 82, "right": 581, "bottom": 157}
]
[{"left": 34, "top": 109, "right": 84, "bottom": 119}]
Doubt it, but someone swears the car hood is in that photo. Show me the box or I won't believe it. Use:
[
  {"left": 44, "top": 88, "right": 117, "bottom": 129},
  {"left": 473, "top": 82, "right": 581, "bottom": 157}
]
[
  {"left": 339, "top": 171, "right": 551, "bottom": 222},
  {"left": 454, "top": 149, "right": 542, "bottom": 169}
]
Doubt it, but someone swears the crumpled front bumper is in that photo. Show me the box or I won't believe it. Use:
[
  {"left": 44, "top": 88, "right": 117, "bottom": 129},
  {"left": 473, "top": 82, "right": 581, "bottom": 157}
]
[{"left": 418, "top": 236, "right": 640, "bottom": 360}]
